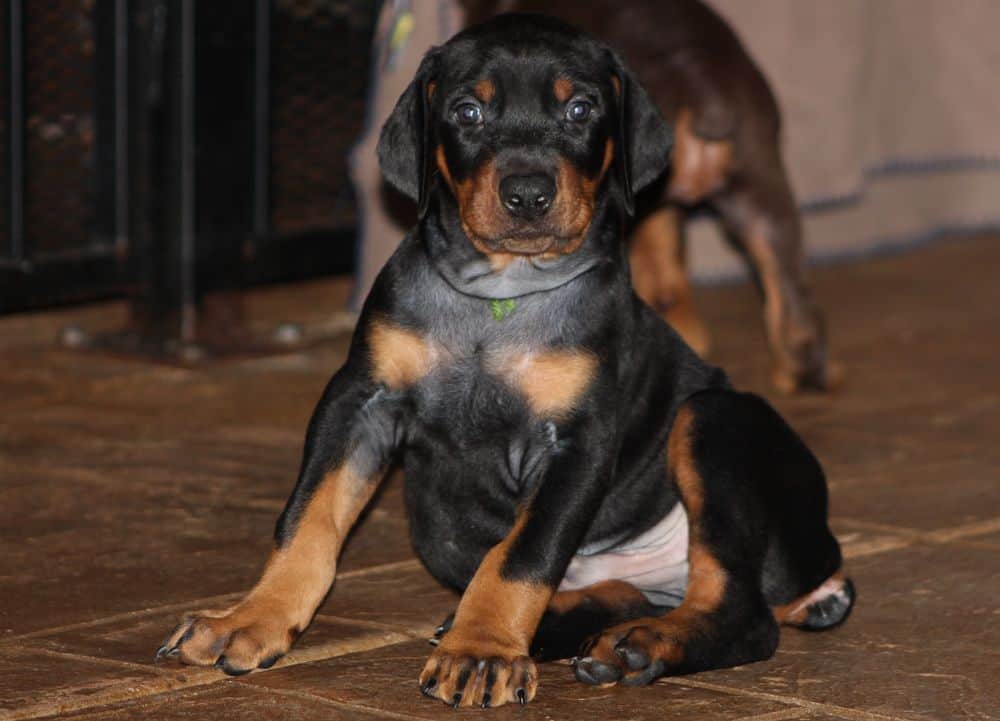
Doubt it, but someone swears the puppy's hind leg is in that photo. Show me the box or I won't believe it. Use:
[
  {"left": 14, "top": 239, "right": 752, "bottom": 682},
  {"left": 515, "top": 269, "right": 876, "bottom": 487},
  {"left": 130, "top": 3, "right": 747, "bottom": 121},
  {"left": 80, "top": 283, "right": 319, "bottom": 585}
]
[
  {"left": 531, "top": 581, "right": 671, "bottom": 662},
  {"left": 575, "top": 390, "right": 852, "bottom": 686}
]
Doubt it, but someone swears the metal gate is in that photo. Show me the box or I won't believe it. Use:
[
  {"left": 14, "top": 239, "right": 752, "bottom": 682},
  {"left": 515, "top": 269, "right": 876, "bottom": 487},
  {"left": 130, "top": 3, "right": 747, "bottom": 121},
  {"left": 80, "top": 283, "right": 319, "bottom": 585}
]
[{"left": 0, "top": 0, "right": 377, "bottom": 329}]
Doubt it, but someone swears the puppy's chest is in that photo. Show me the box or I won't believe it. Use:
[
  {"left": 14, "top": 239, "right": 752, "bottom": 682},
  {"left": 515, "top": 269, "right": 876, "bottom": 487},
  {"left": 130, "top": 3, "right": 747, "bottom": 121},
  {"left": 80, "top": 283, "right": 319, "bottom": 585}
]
[
  {"left": 410, "top": 342, "right": 595, "bottom": 435},
  {"left": 371, "top": 311, "right": 596, "bottom": 415}
]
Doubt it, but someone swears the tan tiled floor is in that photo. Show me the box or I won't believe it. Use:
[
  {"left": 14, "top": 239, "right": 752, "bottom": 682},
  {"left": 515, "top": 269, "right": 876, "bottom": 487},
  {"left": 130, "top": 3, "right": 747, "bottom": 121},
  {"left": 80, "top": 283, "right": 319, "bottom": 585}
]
[{"left": 1, "top": 236, "right": 998, "bottom": 720}]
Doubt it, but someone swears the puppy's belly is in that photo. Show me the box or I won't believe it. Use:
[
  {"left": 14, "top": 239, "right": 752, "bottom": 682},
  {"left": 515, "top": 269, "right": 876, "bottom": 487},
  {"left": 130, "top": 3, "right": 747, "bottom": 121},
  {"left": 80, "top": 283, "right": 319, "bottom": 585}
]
[{"left": 559, "top": 502, "right": 689, "bottom": 606}]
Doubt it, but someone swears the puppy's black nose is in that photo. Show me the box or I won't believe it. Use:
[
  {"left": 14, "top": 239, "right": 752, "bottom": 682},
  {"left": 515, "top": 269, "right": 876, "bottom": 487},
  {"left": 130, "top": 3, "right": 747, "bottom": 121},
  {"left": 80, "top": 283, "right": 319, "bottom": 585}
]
[{"left": 499, "top": 174, "right": 556, "bottom": 219}]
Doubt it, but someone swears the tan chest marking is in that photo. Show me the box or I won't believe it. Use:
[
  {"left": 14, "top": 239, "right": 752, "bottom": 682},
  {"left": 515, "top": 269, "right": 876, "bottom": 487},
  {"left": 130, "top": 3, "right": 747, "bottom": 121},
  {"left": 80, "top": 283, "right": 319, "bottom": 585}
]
[
  {"left": 368, "top": 320, "right": 439, "bottom": 389},
  {"left": 491, "top": 348, "right": 598, "bottom": 418}
]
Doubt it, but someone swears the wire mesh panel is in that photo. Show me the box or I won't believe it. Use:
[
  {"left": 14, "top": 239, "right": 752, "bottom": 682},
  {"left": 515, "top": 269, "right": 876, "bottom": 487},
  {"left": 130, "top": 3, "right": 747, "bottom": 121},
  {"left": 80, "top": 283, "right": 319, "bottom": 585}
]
[
  {"left": 0, "top": 3, "right": 9, "bottom": 258},
  {"left": 3, "top": 0, "right": 379, "bottom": 313},
  {"left": 23, "top": 0, "right": 99, "bottom": 257},
  {"left": 270, "top": 0, "right": 378, "bottom": 237}
]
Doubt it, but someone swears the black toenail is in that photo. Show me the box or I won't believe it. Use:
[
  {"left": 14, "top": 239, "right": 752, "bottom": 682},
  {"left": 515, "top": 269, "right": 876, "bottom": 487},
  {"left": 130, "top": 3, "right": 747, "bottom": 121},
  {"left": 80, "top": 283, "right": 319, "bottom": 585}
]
[{"left": 258, "top": 654, "right": 281, "bottom": 669}]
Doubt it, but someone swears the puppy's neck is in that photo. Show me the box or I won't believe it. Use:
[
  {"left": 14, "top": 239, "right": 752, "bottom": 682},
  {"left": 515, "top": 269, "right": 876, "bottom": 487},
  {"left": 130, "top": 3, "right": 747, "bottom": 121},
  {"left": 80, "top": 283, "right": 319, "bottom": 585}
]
[{"left": 423, "top": 197, "right": 621, "bottom": 301}]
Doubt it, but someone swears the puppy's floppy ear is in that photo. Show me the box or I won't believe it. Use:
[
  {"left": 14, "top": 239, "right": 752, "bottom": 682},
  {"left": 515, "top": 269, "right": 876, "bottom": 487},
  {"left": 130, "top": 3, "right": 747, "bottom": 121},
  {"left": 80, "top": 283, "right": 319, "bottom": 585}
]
[
  {"left": 610, "top": 52, "right": 673, "bottom": 216},
  {"left": 377, "top": 50, "right": 440, "bottom": 218}
]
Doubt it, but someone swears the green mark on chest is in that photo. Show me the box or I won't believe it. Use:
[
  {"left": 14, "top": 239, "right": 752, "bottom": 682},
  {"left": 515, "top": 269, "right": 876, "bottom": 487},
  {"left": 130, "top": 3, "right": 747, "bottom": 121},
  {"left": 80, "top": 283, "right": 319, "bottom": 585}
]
[{"left": 489, "top": 298, "right": 517, "bottom": 321}]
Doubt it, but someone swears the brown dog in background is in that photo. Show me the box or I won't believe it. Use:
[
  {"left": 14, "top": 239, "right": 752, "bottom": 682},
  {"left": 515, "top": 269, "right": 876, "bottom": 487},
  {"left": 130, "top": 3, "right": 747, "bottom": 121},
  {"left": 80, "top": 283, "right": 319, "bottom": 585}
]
[{"left": 463, "top": 0, "right": 838, "bottom": 392}]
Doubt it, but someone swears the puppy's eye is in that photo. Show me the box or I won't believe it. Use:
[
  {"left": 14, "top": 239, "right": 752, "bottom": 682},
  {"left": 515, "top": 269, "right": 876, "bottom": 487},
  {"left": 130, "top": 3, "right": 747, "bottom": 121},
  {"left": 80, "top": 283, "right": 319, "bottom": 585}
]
[
  {"left": 566, "top": 100, "right": 592, "bottom": 122},
  {"left": 455, "top": 102, "right": 483, "bottom": 126}
]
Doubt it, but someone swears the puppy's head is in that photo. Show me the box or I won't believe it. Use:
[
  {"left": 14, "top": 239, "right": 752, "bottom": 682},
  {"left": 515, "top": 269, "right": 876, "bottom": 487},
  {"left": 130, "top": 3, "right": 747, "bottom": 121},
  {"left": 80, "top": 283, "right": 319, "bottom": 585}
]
[{"left": 377, "top": 14, "right": 672, "bottom": 257}]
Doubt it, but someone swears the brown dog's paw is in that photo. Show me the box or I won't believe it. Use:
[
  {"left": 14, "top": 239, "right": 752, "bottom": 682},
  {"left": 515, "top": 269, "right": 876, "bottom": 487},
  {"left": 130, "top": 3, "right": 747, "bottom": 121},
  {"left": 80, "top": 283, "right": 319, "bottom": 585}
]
[
  {"left": 419, "top": 644, "right": 537, "bottom": 708},
  {"left": 573, "top": 622, "right": 677, "bottom": 687},
  {"left": 155, "top": 604, "right": 298, "bottom": 676},
  {"left": 662, "top": 302, "right": 711, "bottom": 358},
  {"left": 773, "top": 358, "right": 845, "bottom": 395}
]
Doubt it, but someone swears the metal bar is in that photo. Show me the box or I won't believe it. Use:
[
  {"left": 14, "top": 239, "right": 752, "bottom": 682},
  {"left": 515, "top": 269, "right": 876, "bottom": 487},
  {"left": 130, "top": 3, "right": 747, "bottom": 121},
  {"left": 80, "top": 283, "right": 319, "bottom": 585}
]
[
  {"left": 252, "top": 0, "right": 270, "bottom": 240},
  {"left": 114, "top": 0, "right": 128, "bottom": 254},
  {"left": 179, "top": 0, "right": 195, "bottom": 343},
  {"left": 9, "top": 0, "right": 24, "bottom": 263}
]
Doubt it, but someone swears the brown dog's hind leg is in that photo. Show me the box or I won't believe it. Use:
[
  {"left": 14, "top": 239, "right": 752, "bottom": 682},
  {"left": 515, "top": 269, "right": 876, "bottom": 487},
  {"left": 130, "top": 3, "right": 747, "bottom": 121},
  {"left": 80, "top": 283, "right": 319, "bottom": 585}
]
[
  {"left": 715, "top": 163, "right": 841, "bottom": 393},
  {"left": 630, "top": 206, "right": 710, "bottom": 356}
]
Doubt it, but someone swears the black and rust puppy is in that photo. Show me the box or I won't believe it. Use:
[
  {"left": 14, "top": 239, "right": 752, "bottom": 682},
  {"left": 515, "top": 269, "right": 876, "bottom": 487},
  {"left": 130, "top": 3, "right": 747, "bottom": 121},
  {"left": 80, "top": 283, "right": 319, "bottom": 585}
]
[
  {"left": 157, "top": 15, "right": 854, "bottom": 709},
  {"left": 464, "top": 0, "right": 839, "bottom": 393}
]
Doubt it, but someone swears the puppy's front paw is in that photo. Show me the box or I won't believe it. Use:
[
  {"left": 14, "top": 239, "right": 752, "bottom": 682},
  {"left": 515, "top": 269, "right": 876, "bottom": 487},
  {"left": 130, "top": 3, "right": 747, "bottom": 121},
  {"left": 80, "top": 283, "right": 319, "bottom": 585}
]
[
  {"left": 419, "top": 639, "right": 537, "bottom": 708},
  {"left": 156, "top": 603, "right": 298, "bottom": 676}
]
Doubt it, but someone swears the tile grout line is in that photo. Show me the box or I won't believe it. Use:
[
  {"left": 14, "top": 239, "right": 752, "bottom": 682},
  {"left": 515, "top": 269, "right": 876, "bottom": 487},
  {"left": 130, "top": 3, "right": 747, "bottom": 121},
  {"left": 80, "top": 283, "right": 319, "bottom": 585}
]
[
  {"left": 0, "top": 593, "right": 240, "bottom": 648},
  {"left": 0, "top": 558, "right": 423, "bottom": 648},
  {"left": 660, "top": 677, "right": 921, "bottom": 721},
  {"left": 952, "top": 538, "right": 1000, "bottom": 551},
  {"left": 26, "top": 647, "right": 176, "bottom": 676},
  {"left": 924, "top": 516, "right": 1000, "bottom": 543},
  {"left": 241, "top": 684, "right": 435, "bottom": 721},
  {"left": 732, "top": 708, "right": 818, "bottom": 721},
  {"left": 841, "top": 536, "right": 914, "bottom": 559},
  {"left": 312, "top": 613, "right": 438, "bottom": 641},
  {"left": 837, "top": 515, "right": 1000, "bottom": 561},
  {"left": 834, "top": 518, "right": 922, "bottom": 536},
  {"left": 0, "top": 629, "right": 417, "bottom": 721}
]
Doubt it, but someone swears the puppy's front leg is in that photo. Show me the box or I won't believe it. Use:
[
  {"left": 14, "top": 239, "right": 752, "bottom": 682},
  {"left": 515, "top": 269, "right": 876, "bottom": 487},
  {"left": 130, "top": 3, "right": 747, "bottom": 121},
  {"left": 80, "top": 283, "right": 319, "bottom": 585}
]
[
  {"left": 158, "top": 354, "right": 403, "bottom": 675},
  {"left": 420, "top": 414, "right": 617, "bottom": 708}
]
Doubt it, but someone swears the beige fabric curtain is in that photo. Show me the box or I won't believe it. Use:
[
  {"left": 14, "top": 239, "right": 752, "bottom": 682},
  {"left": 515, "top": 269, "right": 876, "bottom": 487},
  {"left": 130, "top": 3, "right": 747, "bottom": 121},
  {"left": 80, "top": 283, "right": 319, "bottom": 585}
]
[{"left": 691, "top": 0, "right": 1000, "bottom": 279}]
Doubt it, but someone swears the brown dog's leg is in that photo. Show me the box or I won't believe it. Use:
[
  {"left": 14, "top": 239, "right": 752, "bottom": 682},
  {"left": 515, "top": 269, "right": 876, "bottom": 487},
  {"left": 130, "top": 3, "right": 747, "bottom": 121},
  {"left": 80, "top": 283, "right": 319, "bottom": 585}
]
[
  {"left": 715, "top": 166, "right": 840, "bottom": 393},
  {"left": 630, "top": 206, "right": 710, "bottom": 356}
]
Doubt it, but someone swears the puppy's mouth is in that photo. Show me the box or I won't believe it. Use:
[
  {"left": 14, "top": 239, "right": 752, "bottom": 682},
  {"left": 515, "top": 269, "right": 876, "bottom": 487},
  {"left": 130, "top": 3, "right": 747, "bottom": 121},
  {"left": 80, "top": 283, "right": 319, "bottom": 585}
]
[{"left": 495, "top": 234, "right": 558, "bottom": 255}]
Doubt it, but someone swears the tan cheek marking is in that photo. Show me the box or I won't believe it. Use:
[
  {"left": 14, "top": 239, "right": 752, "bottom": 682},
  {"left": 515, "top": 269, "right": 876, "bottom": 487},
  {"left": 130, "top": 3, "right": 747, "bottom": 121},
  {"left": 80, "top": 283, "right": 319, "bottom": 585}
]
[
  {"left": 368, "top": 319, "right": 437, "bottom": 389},
  {"left": 437, "top": 145, "right": 512, "bottom": 257},
  {"left": 610, "top": 75, "right": 621, "bottom": 98},
  {"left": 475, "top": 78, "right": 495, "bottom": 103},
  {"left": 427, "top": 81, "right": 436, "bottom": 101},
  {"left": 554, "top": 76, "right": 573, "bottom": 103},
  {"left": 541, "top": 139, "right": 614, "bottom": 258},
  {"left": 493, "top": 349, "right": 598, "bottom": 418}
]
